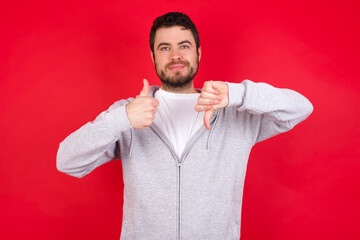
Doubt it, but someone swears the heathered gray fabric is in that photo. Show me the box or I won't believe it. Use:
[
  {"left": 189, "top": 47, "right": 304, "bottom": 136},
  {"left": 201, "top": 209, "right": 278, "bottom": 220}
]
[{"left": 57, "top": 80, "right": 313, "bottom": 240}]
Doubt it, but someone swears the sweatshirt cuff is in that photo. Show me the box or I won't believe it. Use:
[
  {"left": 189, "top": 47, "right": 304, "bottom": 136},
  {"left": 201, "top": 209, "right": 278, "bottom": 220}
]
[
  {"left": 104, "top": 104, "right": 133, "bottom": 137},
  {"left": 226, "top": 82, "right": 245, "bottom": 107}
]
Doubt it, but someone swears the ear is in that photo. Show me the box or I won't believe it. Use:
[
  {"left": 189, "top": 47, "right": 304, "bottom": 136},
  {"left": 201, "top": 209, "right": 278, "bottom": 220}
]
[
  {"left": 150, "top": 50, "right": 155, "bottom": 64},
  {"left": 197, "top": 46, "right": 202, "bottom": 62}
]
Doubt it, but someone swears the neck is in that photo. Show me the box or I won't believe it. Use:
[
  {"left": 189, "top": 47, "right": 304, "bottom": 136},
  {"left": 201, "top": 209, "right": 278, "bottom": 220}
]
[{"left": 160, "top": 81, "right": 198, "bottom": 93}]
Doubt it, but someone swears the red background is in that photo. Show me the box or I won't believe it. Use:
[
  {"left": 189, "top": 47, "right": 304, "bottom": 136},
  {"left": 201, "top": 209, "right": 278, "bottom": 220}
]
[{"left": 1, "top": 0, "right": 359, "bottom": 239}]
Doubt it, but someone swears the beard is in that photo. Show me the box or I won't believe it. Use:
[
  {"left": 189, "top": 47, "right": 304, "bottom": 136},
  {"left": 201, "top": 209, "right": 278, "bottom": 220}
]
[{"left": 155, "top": 59, "right": 199, "bottom": 91}]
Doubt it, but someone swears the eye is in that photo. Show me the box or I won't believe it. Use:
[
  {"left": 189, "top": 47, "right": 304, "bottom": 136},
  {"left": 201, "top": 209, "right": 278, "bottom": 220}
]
[
  {"left": 180, "top": 45, "right": 189, "bottom": 49},
  {"left": 160, "top": 47, "right": 170, "bottom": 51}
]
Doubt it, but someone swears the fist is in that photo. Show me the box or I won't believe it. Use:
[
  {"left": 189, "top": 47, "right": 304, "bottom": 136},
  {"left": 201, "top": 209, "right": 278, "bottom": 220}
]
[
  {"left": 126, "top": 79, "right": 159, "bottom": 129},
  {"left": 195, "top": 81, "right": 229, "bottom": 129}
]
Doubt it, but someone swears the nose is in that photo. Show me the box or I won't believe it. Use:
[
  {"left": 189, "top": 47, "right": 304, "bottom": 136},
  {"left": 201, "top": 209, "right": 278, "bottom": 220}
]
[{"left": 170, "top": 49, "right": 181, "bottom": 62}]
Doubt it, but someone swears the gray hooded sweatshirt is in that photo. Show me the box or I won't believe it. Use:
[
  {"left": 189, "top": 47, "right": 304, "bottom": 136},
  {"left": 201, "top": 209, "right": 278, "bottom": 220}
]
[{"left": 57, "top": 80, "right": 313, "bottom": 240}]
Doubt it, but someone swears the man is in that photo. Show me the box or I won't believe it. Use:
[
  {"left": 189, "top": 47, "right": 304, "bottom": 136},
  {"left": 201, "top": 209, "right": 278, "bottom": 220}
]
[{"left": 57, "top": 12, "right": 313, "bottom": 240}]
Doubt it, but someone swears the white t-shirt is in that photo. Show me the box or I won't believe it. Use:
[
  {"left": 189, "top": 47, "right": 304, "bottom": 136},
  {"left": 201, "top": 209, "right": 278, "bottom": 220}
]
[{"left": 154, "top": 88, "right": 204, "bottom": 157}]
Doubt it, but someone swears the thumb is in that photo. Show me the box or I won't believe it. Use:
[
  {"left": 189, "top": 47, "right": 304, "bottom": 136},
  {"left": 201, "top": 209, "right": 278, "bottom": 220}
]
[
  {"left": 204, "top": 109, "right": 214, "bottom": 130},
  {"left": 139, "top": 79, "right": 150, "bottom": 96}
]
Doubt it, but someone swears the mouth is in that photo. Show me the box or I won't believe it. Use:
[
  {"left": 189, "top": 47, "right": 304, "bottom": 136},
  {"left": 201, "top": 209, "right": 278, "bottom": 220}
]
[{"left": 168, "top": 64, "right": 185, "bottom": 71}]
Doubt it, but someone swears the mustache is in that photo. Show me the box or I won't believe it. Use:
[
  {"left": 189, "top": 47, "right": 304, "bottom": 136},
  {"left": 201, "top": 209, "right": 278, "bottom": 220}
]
[{"left": 166, "top": 60, "right": 190, "bottom": 68}]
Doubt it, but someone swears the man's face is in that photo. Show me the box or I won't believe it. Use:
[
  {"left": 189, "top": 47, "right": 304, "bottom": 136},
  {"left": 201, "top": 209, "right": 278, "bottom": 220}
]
[{"left": 152, "top": 26, "right": 201, "bottom": 90}]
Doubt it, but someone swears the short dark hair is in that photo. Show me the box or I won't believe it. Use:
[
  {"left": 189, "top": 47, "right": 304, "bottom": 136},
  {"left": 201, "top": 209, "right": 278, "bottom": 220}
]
[{"left": 149, "top": 12, "right": 200, "bottom": 53}]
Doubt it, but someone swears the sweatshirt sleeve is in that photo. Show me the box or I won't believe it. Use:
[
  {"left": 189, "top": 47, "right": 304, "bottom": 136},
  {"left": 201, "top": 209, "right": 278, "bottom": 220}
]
[
  {"left": 227, "top": 80, "right": 313, "bottom": 144},
  {"left": 56, "top": 98, "right": 134, "bottom": 178}
]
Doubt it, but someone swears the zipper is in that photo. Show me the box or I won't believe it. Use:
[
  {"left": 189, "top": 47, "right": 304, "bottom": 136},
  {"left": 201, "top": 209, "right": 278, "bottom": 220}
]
[
  {"left": 178, "top": 163, "right": 181, "bottom": 240},
  {"left": 149, "top": 114, "right": 218, "bottom": 240}
]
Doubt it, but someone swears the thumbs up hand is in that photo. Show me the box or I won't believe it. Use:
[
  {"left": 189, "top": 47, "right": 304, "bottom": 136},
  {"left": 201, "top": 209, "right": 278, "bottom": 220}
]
[
  {"left": 194, "top": 81, "right": 229, "bottom": 130},
  {"left": 126, "top": 79, "right": 159, "bottom": 129}
]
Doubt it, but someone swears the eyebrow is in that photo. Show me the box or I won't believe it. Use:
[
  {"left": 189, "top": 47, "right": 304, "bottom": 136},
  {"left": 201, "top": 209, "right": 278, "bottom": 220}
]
[
  {"left": 157, "top": 40, "right": 192, "bottom": 50},
  {"left": 157, "top": 42, "right": 170, "bottom": 49},
  {"left": 178, "top": 40, "right": 192, "bottom": 45}
]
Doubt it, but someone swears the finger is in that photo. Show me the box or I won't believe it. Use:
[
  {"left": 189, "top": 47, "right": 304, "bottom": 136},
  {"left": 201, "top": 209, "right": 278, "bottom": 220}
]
[
  {"left": 140, "top": 79, "right": 150, "bottom": 96},
  {"left": 152, "top": 107, "right": 157, "bottom": 114},
  {"left": 203, "top": 81, "right": 220, "bottom": 95},
  {"left": 198, "top": 97, "right": 220, "bottom": 105},
  {"left": 200, "top": 91, "right": 222, "bottom": 100},
  {"left": 204, "top": 110, "right": 214, "bottom": 130},
  {"left": 153, "top": 98, "right": 160, "bottom": 107},
  {"left": 194, "top": 104, "right": 213, "bottom": 112}
]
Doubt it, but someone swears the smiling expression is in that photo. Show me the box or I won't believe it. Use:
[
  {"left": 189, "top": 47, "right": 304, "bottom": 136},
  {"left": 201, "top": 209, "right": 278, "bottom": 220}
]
[{"left": 152, "top": 26, "right": 201, "bottom": 91}]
